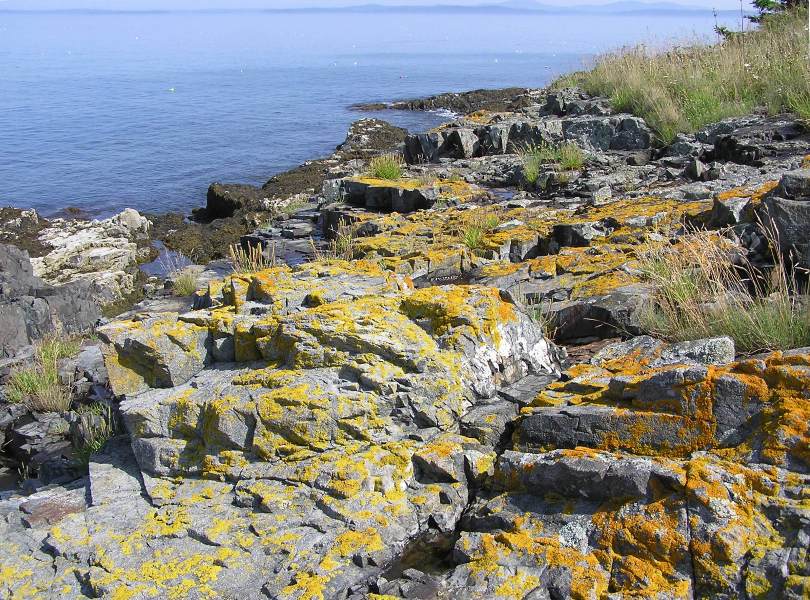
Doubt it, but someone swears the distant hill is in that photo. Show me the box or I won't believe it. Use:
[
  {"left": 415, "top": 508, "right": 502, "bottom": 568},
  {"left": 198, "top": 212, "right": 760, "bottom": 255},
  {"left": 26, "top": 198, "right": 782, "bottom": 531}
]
[{"left": 0, "top": 1, "right": 747, "bottom": 16}]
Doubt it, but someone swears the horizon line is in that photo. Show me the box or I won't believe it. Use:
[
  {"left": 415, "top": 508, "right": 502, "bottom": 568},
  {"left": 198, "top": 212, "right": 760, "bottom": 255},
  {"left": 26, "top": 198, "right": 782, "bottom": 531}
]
[{"left": 0, "top": 4, "right": 748, "bottom": 16}]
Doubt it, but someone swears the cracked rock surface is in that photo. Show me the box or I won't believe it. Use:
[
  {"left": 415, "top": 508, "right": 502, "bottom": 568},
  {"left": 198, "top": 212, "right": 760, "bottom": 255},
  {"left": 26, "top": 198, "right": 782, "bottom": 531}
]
[{"left": 1, "top": 88, "right": 810, "bottom": 600}]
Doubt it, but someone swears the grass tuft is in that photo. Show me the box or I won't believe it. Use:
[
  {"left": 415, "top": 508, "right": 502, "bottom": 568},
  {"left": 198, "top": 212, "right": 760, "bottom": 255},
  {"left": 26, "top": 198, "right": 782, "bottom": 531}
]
[
  {"left": 171, "top": 266, "right": 203, "bottom": 296},
  {"left": 74, "top": 403, "right": 117, "bottom": 467},
  {"left": 520, "top": 142, "right": 584, "bottom": 186},
  {"left": 561, "top": 8, "right": 810, "bottom": 143},
  {"left": 368, "top": 153, "right": 404, "bottom": 180},
  {"left": 229, "top": 243, "right": 274, "bottom": 274},
  {"left": 6, "top": 337, "right": 81, "bottom": 412},
  {"left": 638, "top": 227, "right": 810, "bottom": 354},
  {"left": 461, "top": 211, "right": 501, "bottom": 250}
]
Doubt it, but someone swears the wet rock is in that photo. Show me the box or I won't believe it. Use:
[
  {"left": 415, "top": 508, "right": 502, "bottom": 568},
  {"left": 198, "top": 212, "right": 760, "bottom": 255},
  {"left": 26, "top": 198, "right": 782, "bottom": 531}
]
[{"left": 204, "top": 183, "right": 269, "bottom": 220}]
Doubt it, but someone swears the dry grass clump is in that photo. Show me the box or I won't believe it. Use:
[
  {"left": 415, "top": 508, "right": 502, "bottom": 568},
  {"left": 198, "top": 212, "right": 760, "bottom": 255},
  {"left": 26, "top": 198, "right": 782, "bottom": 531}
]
[
  {"left": 229, "top": 242, "right": 274, "bottom": 274},
  {"left": 310, "top": 222, "right": 356, "bottom": 261},
  {"left": 368, "top": 153, "right": 404, "bottom": 180},
  {"left": 638, "top": 228, "right": 810, "bottom": 353},
  {"left": 6, "top": 337, "right": 81, "bottom": 412},
  {"left": 563, "top": 8, "right": 810, "bottom": 142}
]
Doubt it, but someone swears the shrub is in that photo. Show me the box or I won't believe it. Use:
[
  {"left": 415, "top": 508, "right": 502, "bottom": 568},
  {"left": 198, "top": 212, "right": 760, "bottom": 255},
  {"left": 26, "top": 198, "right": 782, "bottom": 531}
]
[
  {"left": 564, "top": 8, "right": 809, "bottom": 143},
  {"left": 368, "top": 153, "right": 404, "bottom": 180},
  {"left": 638, "top": 228, "right": 810, "bottom": 353},
  {"left": 6, "top": 337, "right": 81, "bottom": 412}
]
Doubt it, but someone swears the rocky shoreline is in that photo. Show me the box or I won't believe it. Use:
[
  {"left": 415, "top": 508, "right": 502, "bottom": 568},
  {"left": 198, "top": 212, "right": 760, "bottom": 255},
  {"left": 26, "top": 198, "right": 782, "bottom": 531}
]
[{"left": 1, "top": 84, "right": 809, "bottom": 599}]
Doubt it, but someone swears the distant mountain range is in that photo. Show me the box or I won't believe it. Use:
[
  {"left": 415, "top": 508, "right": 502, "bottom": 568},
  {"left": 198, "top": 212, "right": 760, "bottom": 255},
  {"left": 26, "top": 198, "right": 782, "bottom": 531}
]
[{"left": 0, "top": 1, "right": 749, "bottom": 16}]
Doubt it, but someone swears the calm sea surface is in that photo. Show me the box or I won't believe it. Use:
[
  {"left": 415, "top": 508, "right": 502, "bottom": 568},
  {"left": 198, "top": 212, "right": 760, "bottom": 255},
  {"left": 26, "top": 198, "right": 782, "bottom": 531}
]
[{"left": 0, "top": 9, "right": 735, "bottom": 216}]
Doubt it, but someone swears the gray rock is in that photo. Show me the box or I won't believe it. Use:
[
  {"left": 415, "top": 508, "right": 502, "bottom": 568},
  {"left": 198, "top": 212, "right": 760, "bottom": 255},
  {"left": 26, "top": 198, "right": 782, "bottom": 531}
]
[
  {"left": 97, "top": 314, "right": 212, "bottom": 396},
  {"left": 516, "top": 403, "right": 707, "bottom": 456},
  {"left": 684, "top": 157, "right": 709, "bottom": 181},
  {"left": 711, "top": 194, "right": 751, "bottom": 226},
  {"left": 0, "top": 244, "right": 100, "bottom": 358},
  {"left": 760, "top": 195, "right": 810, "bottom": 266},
  {"left": 657, "top": 336, "right": 736, "bottom": 367},
  {"left": 545, "top": 284, "right": 651, "bottom": 342},
  {"left": 777, "top": 169, "right": 810, "bottom": 200},
  {"left": 497, "top": 449, "right": 682, "bottom": 499},
  {"left": 552, "top": 222, "right": 606, "bottom": 247},
  {"left": 665, "top": 133, "right": 710, "bottom": 157},
  {"left": 88, "top": 435, "right": 144, "bottom": 507},
  {"left": 590, "top": 185, "right": 612, "bottom": 205}
]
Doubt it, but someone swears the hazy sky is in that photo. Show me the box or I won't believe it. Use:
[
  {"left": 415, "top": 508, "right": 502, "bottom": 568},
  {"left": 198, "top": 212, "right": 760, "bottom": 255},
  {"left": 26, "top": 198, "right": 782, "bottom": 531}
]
[{"left": 0, "top": 0, "right": 752, "bottom": 10}]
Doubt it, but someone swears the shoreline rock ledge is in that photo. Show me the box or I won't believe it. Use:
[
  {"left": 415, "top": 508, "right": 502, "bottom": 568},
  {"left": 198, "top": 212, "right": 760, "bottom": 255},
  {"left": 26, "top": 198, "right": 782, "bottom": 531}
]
[{"left": 0, "top": 83, "right": 809, "bottom": 599}]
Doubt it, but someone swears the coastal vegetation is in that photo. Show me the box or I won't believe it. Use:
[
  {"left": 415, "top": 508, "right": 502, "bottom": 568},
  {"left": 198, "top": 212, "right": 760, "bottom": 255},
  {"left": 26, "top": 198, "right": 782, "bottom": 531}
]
[
  {"left": 520, "top": 141, "right": 585, "bottom": 186},
  {"left": 171, "top": 266, "right": 203, "bottom": 296},
  {"left": 74, "top": 403, "right": 117, "bottom": 467},
  {"left": 6, "top": 336, "right": 80, "bottom": 412},
  {"left": 368, "top": 153, "right": 404, "bottom": 180},
  {"left": 638, "top": 228, "right": 810, "bottom": 353},
  {"left": 229, "top": 242, "right": 274, "bottom": 273},
  {"left": 462, "top": 211, "right": 501, "bottom": 250},
  {"left": 561, "top": 6, "right": 810, "bottom": 142}
]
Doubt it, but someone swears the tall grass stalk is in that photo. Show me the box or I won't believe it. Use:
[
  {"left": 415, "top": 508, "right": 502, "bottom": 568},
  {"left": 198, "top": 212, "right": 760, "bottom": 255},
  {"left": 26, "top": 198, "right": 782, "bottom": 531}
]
[
  {"left": 562, "top": 8, "right": 810, "bottom": 142},
  {"left": 229, "top": 242, "right": 274, "bottom": 274}
]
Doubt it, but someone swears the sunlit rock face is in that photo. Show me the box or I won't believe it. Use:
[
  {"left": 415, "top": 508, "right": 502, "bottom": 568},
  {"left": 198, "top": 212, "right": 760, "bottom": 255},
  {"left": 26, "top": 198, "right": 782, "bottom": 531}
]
[{"left": 18, "top": 261, "right": 560, "bottom": 599}]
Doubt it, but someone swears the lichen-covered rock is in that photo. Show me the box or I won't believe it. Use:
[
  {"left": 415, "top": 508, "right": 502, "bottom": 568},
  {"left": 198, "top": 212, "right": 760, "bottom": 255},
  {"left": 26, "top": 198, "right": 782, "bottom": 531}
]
[
  {"left": 30, "top": 208, "right": 151, "bottom": 303},
  {"left": 440, "top": 345, "right": 810, "bottom": 600},
  {"left": 0, "top": 260, "right": 556, "bottom": 599}
]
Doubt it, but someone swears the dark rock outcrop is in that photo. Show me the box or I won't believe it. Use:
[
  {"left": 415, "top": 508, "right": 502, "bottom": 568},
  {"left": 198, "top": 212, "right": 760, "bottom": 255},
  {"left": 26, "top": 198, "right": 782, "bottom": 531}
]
[{"left": 0, "top": 244, "right": 100, "bottom": 358}]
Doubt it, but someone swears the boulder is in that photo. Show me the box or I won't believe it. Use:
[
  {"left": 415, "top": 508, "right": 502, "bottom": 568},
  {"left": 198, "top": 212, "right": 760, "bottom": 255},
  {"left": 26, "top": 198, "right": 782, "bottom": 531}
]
[
  {"left": 777, "top": 169, "right": 810, "bottom": 200},
  {"left": 710, "top": 194, "right": 752, "bottom": 226},
  {"left": 97, "top": 314, "right": 212, "bottom": 396},
  {"left": 544, "top": 284, "right": 651, "bottom": 342},
  {"left": 760, "top": 194, "right": 810, "bottom": 266},
  {"left": 342, "top": 178, "right": 439, "bottom": 212},
  {"left": 205, "top": 183, "right": 267, "bottom": 220}
]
